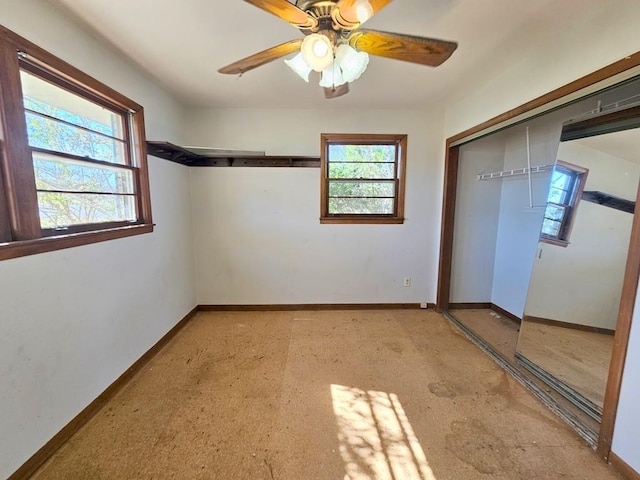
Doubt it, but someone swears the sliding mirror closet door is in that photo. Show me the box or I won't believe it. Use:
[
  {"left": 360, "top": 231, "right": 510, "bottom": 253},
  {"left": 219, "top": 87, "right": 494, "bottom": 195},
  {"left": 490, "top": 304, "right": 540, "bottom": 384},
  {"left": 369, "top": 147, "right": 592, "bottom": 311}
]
[
  {"left": 442, "top": 70, "right": 640, "bottom": 449},
  {"left": 448, "top": 109, "right": 585, "bottom": 358},
  {"left": 517, "top": 109, "right": 640, "bottom": 422}
]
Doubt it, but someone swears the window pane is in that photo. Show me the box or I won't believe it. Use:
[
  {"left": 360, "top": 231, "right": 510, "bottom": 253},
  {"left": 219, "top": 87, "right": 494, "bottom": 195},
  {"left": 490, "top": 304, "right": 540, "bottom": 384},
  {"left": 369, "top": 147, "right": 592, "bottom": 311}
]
[
  {"left": 547, "top": 169, "right": 574, "bottom": 204},
  {"left": 37, "top": 192, "right": 135, "bottom": 229},
  {"left": 33, "top": 152, "right": 134, "bottom": 194},
  {"left": 541, "top": 218, "right": 562, "bottom": 237},
  {"left": 329, "top": 181, "right": 395, "bottom": 198},
  {"left": 328, "top": 144, "right": 396, "bottom": 162},
  {"left": 20, "top": 70, "right": 124, "bottom": 140},
  {"left": 25, "top": 112, "right": 126, "bottom": 164},
  {"left": 329, "top": 162, "right": 395, "bottom": 179},
  {"left": 329, "top": 198, "right": 394, "bottom": 215},
  {"left": 547, "top": 186, "right": 569, "bottom": 205},
  {"left": 544, "top": 204, "right": 566, "bottom": 221}
]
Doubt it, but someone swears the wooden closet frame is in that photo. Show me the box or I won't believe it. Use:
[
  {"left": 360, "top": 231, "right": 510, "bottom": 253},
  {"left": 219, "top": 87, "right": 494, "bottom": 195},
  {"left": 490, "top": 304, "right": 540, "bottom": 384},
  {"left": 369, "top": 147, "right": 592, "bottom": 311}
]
[{"left": 436, "top": 51, "right": 640, "bottom": 460}]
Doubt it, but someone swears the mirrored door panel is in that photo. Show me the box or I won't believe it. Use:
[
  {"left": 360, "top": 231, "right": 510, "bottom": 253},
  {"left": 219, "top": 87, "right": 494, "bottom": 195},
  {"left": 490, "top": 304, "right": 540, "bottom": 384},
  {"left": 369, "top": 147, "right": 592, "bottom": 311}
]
[{"left": 517, "top": 124, "right": 640, "bottom": 419}]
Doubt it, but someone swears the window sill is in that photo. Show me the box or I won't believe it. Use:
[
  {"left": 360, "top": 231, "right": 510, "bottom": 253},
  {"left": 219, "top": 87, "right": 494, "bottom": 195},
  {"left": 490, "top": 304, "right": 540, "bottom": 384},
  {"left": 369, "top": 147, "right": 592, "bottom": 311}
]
[
  {"left": 320, "top": 216, "right": 404, "bottom": 225},
  {"left": 540, "top": 237, "right": 569, "bottom": 248},
  {"left": 0, "top": 223, "right": 153, "bottom": 261}
]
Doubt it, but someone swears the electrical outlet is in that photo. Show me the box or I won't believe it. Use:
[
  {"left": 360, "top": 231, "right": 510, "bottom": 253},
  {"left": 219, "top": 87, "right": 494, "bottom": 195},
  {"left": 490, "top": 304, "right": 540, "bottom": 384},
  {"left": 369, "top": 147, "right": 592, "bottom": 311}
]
[
  {"left": 403, "top": 277, "right": 411, "bottom": 287},
  {"left": 420, "top": 302, "right": 428, "bottom": 309}
]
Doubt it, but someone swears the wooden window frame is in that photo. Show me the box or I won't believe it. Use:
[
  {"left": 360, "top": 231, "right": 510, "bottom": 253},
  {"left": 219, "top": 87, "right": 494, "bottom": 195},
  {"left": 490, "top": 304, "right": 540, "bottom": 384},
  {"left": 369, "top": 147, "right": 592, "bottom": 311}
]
[
  {"left": 0, "top": 25, "right": 153, "bottom": 261},
  {"left": 320, "top": 133, "right": 407, "bottom": 224},
  {"left": 539, "top": 160, "right": 589, "bottom": 247}
]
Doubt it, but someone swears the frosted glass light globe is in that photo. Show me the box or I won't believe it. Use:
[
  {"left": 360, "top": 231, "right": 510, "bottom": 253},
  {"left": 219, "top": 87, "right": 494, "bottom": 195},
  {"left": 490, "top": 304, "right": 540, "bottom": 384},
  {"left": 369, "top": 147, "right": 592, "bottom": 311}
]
[
  {"left": 319, "top": 63, "right": 346, "bottom": 88},
  {"left": 284, "top": 52, "right": 312, "bottom": 82},
  {"left": 335, "top": 44, "right": 369, "bottom": 83},
  {"left": 355, "top": 0, "right": 374, "bottom": 23},
  {"left": 301, "top": 34, "right": 334, "bottom": 72},
  {"left": 313, "top": 40, "right": 329, "bottom": 57}
]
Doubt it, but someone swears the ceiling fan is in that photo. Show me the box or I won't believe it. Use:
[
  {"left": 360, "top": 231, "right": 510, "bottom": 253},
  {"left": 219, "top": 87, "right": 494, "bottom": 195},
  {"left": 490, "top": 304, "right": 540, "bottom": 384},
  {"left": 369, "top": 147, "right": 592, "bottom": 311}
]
[{"left": 218, "top": 0, "right": 458, "bottom": 99}]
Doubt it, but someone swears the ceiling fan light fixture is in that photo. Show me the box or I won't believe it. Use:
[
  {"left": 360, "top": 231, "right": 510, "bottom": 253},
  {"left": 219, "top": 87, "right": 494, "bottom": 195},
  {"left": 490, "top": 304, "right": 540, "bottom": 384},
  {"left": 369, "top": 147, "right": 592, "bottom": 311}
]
[
  {"left": 219, "top": 0, "right": 459, "bottom": 99},
  {"left": 284, "top": 52, "right": 312, "bottom": 82},
  {"left": 301, "top": 33, "right": 334, "bottom": 72},
  {"left": 354, "top": 0, "right": 374, "bottom": 23},
  {"left": 335, "top": 44, "right": 369, "bottom": 83},
  {"left": 319, "top": 62, "right": 346, "bottom": 89}
]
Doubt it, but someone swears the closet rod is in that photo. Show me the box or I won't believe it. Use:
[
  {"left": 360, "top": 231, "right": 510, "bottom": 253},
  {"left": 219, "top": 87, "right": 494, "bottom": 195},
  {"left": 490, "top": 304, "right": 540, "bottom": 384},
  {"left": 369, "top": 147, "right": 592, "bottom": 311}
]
[{"left": 477, "top": 164, "right": 554, "bottom": 180}]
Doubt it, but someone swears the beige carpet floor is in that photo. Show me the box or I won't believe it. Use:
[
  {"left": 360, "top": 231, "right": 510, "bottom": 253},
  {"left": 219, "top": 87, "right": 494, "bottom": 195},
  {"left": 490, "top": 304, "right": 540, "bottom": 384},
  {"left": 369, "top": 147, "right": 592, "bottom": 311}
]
[
  {"left": 31, "top": 310, "right": 620, "bottom": 480},
  {"left": 449, "top": 308, "right": 520, "bottom": 360},
  {"left": 517, "top": 321, "right": 614, "bottom": 408}
]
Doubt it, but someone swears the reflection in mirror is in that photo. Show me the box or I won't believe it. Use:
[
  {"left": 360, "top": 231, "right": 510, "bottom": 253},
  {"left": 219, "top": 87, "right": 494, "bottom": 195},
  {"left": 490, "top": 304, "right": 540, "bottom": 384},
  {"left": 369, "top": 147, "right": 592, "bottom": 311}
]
[
  {"left": 540, "top": 161, "right": 588, "bottom": 245},
  {"left": 516, "top": 126, "right": 640, "bottom": 420}
]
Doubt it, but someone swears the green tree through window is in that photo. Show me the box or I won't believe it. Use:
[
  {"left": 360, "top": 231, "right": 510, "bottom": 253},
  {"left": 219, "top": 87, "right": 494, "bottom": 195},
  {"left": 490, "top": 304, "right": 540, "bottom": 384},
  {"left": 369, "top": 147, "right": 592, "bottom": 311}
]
[
  {"left": 321, "top": 134, "right": 407, "bottom": 224},
  {"left": 0, "top": 26, "right": 152, "bottom": 260},
  {"left": 21, "top": 69, "right": 135, "bottom": 230}
]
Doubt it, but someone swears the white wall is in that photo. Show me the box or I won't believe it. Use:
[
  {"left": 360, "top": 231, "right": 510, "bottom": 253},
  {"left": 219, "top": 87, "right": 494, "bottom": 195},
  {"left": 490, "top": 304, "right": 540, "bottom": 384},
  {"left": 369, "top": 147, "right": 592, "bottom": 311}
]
[
  {"left": 443, "top": 1, "right": 640, "bottom": 471},
  {"left": 525, "top": 142, "right": 639, "bottom": 329},
  {"left": 186, "top": 108, "right": 444, "bottom": 305},
  {"left": 0, "top": 1, "right": 196, "bottom": 478},
  {"left": 450, "top": 133, "right": 505, "bottom": 303}
]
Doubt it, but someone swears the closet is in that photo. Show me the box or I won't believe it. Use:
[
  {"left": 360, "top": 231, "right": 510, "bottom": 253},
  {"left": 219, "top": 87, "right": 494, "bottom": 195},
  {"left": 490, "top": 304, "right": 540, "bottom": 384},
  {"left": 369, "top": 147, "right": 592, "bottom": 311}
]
[{"left": 439, "top": 74, "right": 640, "bottom": 449}]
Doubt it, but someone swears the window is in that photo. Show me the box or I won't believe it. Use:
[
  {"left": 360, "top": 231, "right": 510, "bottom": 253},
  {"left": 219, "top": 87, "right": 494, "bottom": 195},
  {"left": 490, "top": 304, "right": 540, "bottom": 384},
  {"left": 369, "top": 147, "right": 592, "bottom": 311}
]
[
  {"left": 320, "top": 134, "right": 407, "bottom": 224},
  {"left": 0, "top": 26, "right": 152, "bottom": 260},
  {"left": 540, "top": 160, "right": 588, "bottom": 245}
]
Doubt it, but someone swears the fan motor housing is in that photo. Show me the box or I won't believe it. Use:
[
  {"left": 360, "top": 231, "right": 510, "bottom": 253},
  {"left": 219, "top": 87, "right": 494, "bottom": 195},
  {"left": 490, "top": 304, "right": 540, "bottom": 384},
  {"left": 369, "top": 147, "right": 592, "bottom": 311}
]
[
  {"left": 298, "top": 0, "right": 359, "bottom": 33},
  {"left": 297, "top": 0, "right": 335, "bottom": 16},
  {"left": 299, "top": 1, "right": 339, "bottom": 27}
]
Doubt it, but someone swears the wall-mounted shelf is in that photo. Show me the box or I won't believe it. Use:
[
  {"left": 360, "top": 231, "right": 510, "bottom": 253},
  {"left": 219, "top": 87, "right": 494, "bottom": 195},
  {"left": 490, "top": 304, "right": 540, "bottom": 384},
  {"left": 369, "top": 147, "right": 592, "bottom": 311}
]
[
  {"left": 582, "top": 190, "right": 635, "bottom": 214},
  {"left": 147, "top": 141, "right": 320, "bottom": 168},
  {"left": 477, "top": 165, "right": 554, "bottom": 181}
]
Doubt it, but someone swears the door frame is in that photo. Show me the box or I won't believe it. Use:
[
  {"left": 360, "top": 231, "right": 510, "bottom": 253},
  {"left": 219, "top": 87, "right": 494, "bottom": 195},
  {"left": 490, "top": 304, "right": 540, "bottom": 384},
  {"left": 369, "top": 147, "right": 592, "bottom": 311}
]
[{"left": 436, "top": 51, "right": 640, "bottom": 460}]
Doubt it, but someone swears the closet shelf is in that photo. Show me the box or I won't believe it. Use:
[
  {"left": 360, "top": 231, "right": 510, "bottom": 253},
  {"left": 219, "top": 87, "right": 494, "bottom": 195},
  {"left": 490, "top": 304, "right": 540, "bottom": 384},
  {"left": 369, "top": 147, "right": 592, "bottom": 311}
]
[
  {"left": 146, "top": 141, "right": 320, "bottom": 168},
  {"left": 477, "top": 164, "right": 554, "bottom": 181},
  {"left": 582, "top": 191, "right": 635, "bottom": 214}
]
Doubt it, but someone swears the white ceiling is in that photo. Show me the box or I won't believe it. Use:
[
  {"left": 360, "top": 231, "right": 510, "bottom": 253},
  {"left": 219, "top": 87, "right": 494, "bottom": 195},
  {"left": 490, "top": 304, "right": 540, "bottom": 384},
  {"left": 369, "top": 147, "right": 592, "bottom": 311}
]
[{"left": 50, "top": 0, "right": 592, "bottom": 109}]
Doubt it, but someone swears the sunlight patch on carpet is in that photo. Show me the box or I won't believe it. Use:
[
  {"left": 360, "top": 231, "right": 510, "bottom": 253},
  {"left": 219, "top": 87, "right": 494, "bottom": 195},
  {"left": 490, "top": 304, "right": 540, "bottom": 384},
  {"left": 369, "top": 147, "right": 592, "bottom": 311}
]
[{"left": 331, "top": 384, "right": 437, "bottom": 480}]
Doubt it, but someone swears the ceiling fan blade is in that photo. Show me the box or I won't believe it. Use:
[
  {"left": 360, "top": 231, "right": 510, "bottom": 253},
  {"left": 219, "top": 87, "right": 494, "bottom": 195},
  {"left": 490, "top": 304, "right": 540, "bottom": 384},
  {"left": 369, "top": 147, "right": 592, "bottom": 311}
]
[
  {"left": 324, "top": 83, "right": 350, "bottom": 99},
  {"left": 218, "top": 39, "right": 303, "bottom": 75},
  {"left": 333, "top": 0, "right": 392, "bottom": 29},
  {"left": 349, "top": 29, "right": 457, "bottom": 67},
  {"left": 244, "top": 0, "right": 318, "bottom": 29}
]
